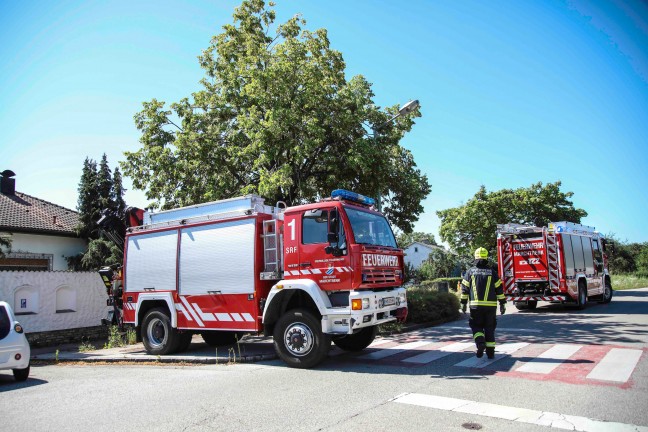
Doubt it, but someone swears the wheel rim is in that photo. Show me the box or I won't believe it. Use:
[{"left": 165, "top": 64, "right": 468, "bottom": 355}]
[
  {"left": 283, "top": 322, "right": 314, "bottom": 357},
  {"left": 146, "top": 317, "right": 167, "bottom": 349}
]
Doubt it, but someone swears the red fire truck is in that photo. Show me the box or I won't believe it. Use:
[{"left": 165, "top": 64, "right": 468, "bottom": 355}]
[
  {"left": 98, "top": 190, "right": 407, "bottom": 368},
  {"left": 496, "top": 221, "right": 613, "bottom": 311}
]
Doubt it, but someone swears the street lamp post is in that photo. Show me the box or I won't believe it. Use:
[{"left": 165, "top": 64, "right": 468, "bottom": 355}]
[{"left": 372, "top": 99, "right": 419, "bottom": 212}]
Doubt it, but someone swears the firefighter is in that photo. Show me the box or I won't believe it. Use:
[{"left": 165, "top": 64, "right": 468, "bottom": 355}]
[{"left": 460, "top": 247, "right": 506, "bottom": 359}]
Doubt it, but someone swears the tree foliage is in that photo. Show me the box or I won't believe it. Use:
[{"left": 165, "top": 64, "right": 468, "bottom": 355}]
[
  {"left": 604, "top": 234, "right": 647, "bottom": 275},
  {"left": 437, "top": 181, "right": 587, "bottom": 256},
  {"left": 121, "top": 0, "right": 430, "bottom": 232},
  {"left": 419, "top": 248, "right": 463, "bottom": 280},
  {"left": 396, "top": 231, "right": 437, "bottom": 248},
  {"left": 73, "top": 154, "right": 126, "bottom": 270},
  {"left": 0, "top": 235, "right": 11, "bottom": 259}
]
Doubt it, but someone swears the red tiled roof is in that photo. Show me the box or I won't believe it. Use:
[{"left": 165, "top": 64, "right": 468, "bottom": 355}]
[{"left": 0, "top": 191, "right": 79, "bottom": 236}]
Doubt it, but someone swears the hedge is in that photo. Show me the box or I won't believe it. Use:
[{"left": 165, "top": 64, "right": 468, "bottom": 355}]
[{"left": 406, "top": 285, "right": 461, "bottom": 324}]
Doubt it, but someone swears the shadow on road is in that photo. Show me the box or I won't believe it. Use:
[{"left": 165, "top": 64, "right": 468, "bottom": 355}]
[{"left": 0, "top": 375, "right": 48, "bottom": 391}]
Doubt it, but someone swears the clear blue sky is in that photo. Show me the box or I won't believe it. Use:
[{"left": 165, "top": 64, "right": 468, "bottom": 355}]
[{"left": 1, "top": 0, "right": 647, "bottom": 243}]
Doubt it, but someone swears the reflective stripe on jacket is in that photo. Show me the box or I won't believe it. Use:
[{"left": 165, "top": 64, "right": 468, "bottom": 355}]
[{"left": 460, "top": 265, "right": 504, "bottom": 307}]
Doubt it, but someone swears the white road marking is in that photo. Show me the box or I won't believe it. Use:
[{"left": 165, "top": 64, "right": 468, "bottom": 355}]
[
  {"left": 392, "top": 393, "right": 648, "bottom": 432},
  {"left": 358, "top": 341, "right": 431, "bottom": 361},
  {"left": 435, "top": 326, "right": 542, "bottom": 333},
  {"left": 516, "top": 344, "right": 582, "bottom": 374},
  {"left": 453, "top": 342, "right": 529, "bottom": 369},
  {"left": 586, "top": 348, "right": 644, "bottom": 383},
  {"left": 402, "top": 341, "right": 473, "bottom": 364}
]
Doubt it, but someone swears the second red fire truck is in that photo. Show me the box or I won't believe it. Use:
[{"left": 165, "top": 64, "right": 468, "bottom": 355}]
[
  {"left": 99, "top": 190, "right": 407, "bottom": 368},
  {"left": 496, "top": 221, "right": 613, "bottom": 310}
]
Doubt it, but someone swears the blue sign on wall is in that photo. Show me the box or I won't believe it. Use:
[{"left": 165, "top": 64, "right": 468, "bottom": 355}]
[{"left": 21, "top": 299, "right": 26, "bottom": 309}]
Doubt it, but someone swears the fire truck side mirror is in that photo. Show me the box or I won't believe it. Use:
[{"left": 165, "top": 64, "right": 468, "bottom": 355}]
[
  {"left": 328, "top": 208, "right": 339, "bottom": 242},
  {"left": 327, "top": 233, "right": 339, "bottom": 243}
]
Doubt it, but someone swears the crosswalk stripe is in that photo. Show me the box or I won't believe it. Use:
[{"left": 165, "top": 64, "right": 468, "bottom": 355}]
[
  {"left": 516, "top": 344, "right": 582, "bottom": 374},
  {"left": 392, "top": 393, "right": 648, "bottom": 432},
  {"left": 402, "top": 341, "right": 473, "bottom": 364},
  {"left": 586, "top": 348, "right": 643, "bottom": 383},
  {"left": 359, "top": 340, "right": 430, "bottom": 361},
  {"left": 453, "top": 342, "right": 529, "bottom": 369}
]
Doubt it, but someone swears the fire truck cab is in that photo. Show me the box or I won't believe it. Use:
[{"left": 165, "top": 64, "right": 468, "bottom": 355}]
[
  {"left": 100, "top": 189, "right": 407, "bottom": 368},
  {"left": 497, "top": 221, "right": 613, "bottom": 311}
]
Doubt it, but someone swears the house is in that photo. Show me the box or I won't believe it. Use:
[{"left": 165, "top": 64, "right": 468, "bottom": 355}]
[
  {"left": 403, "top": 241, "right": 443, "bottom": 269},
  {"left": 0, "top": 170, "right": 108, "bottom": 346}
]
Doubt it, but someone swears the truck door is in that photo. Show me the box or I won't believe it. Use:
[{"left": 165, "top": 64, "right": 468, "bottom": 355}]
[{"left": 299, "top": 208, "right": 351, "bottom": 290}]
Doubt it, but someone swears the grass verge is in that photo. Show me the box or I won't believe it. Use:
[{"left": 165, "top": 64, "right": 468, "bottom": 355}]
[{"left": 612, "top": 274, "right": 648, "bottom": 291}]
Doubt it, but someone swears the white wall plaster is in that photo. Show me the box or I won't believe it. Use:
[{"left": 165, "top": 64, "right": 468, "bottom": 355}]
[{"left": 0, "top": 271, "right": 109, "bottom": 333}]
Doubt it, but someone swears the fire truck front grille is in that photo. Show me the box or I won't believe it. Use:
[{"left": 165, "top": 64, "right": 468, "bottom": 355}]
[{"left": 362, "top": 269, "right": 397, "bottom": 284}]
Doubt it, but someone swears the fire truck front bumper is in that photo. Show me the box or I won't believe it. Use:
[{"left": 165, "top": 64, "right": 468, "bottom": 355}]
[{"left": 322, "top": 288, "right": 407, "bottom": 335}]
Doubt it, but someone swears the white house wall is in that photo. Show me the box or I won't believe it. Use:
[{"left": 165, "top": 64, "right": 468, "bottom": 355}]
[
  {"left": 0, "top": 271, "right": 109, "bottom": 333},
  {"left": 403, "top": 243, "right": 435, "bottom": 269},
  {"left": 8, "top": 232, "right": 87, "bottom": 271}
]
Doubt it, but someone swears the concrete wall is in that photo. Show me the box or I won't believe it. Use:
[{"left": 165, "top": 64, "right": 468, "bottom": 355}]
[
  {"left": 0, "top": 271, "right": 109, "bottom": 333},
  {"left": 8, "top": 232, "right": 87, "bottom": 271}
]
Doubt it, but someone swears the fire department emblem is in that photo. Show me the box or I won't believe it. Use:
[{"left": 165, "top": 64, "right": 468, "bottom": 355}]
[{"left": 326, "top": 266, "right": 334, "bottom": 275}]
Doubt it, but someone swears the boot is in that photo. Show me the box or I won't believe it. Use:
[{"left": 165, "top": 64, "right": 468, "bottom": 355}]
[
  {"left": 476, "top": 342, "right": 485, "bottom": 358},
  {"left": 486, "top": 347, "right": 495, "bottom": 359}
]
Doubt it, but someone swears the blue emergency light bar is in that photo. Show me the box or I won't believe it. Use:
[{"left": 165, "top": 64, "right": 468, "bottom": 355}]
[{"left": 331, "top": 189, "right": 376, "bottom": 206}]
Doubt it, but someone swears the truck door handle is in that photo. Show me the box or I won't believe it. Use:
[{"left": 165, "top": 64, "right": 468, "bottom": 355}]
[{"left": 300, "top": 262, "right": 311, "bottom": 267}]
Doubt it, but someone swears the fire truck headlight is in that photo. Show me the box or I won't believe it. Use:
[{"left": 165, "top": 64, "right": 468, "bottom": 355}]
[
  {"left": 351, "top": 299, "right": 363, "bottom": 310},
  {"left": 362, "top": 298, "right": 370, "bottom": 309},
  {"left": 397, "top": 291, "right": 407, "bottom": 305}
]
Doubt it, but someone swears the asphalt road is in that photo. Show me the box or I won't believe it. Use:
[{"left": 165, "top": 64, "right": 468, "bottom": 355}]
[{"left": 1, "top": 288, "right": 647, "bottom": 432}]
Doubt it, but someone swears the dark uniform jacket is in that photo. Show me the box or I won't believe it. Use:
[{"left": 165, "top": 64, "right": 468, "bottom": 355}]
[{"left": 461, "top": 260, "right": 505, "bottom": 308}]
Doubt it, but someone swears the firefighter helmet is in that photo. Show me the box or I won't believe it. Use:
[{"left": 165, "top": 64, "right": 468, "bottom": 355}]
[{"left": 474, "top": 247, "right": 488, "bottom": 260}]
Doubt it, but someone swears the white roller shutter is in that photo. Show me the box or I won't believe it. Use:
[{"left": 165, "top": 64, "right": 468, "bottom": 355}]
[
  {"left": 180, "top": 219, "right": 255, "bottom": 295},
  {"left": 125, "top": 230, "right": 178, "bottom": 292}
]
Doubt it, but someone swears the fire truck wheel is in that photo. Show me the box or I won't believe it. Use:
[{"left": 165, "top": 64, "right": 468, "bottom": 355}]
[
  {"left": 600, "top": 280, "right": 613, "bottom": 304},
  {"left": 576, "top": 282, "right": 587, "bottom": 310},
  {"left": 201, "top": 331, "right": 240, "bottom": 347},
  {"left": 527, "top": 300, "right": 538, "bottom": 310},
  {"left": 333, "top": 326, "right": 377, "bottom": 352},
  {"left": 141, "top": 308, "right": 180, "bottom": 355},
  {"left": 176, "top": 332, "right": 193, "bottom": 353},
  {"left": 273, "top": 309, "right": 331, "bottom": 369},
  {"left": 514, "top": 302, "right": 528, "bottom": 311}
]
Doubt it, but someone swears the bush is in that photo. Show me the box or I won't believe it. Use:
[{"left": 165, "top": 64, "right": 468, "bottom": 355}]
[{"left": 406, "top": 285, "right": 461, "bottom": 324}]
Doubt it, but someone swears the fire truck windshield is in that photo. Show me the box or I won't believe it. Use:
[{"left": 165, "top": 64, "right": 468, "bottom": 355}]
[{"left": 345, "top": 207, "right": 397, "bottom": 248}]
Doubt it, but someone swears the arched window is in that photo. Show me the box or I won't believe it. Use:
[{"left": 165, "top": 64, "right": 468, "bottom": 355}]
[
  {"left": 14, "top": 285, "right": 39, "bottom": 315},
  {"left": 55, "top": 286, "right": 77, "bottom": 313}
]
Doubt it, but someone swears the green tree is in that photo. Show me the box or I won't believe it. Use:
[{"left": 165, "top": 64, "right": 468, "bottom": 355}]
[
  {"left": 396, "top": 231, "right": 437, "bottom": 248},
  {"left": 73, "top": 155, "right": 127, "bottom": 270},
  {"left": 437, "top": 181, "right": 587, "bottom": 256},
  {"left": 76, "top": 157, "right": 100, "bottom": 239},
  {"left": 604, "top": 235, "right": 646, "bottom": 274},
  {"left": 121, "top": 0, "right": 430, "bottom": 233},
  {"left": 636, "top": 245, "right": 648, "bottom": 276},
  {"left": 0, "top": 235, "right": 11, "bottom": 258},
  {"left": 418, "top": 248, "right": 462, "bottom": 280}
]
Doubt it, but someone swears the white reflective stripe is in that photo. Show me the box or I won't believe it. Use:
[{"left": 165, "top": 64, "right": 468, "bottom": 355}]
[
  {"left": 230, "top": 313, "right": 244, "bottom": 322},
  {"left": 300, "top": 269, "right": 311, "bottom": 275},
  {"left": 391, "top": 393, "right": 648, "bottom": 432},
  {"left": 311, "top": 268, "right": 322, "bottom": 274},
  {"left": 336, "top": 267, "right": 345, "bottom": 272},
  {"left": 517, "top": 344, "right": 582, "bottom": 374},
  {"left": 403, "top": 341, "right": 472, "bottom": 364},
  {"left": 175, "top": 303, "right": 193, "bottom": 321},
  {"left": 179, "top": 297, "right": 204, "bottom": 327},
  {"left": 241, "top": 313, "right": 255, "bottom": 322},
  {"left": 453, "top": 342, "right": 529, "bottom": 369},
  {"left": 345, "top": 267, "right": 352, "bottom": 272},
  {"left": 192, "top": 303, "right": 217, "bottom": 322},
  {"left": 587, "top": 348, "right": 643, "bottom": 383},
  {"left": 359, "top": 341, "right": 430, "bottom": 361},
  {"left": 290, "top": 270, "right": 301, "bottom": 276},
  {"left": 215, "top": 313, "right": 233, "bottom": 322}
]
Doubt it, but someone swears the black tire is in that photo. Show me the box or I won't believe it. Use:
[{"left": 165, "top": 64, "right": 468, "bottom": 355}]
[
  {"left": 514, "top": 302, "right": 528, "bottom": 311},
  {"left": 141, "top": 308, "right": 180, "bottom": 355},
  {"left": 13, "top": 365, "right": 29, "bottom": 382},
  {"left": 600, "top": 279, "right": 613, "bottom": 304},
  {"left": 201, "top": 331, "right": 241, "bottom": 347},
  {"left": 333, "top": 326, "right": 377, "bottom": 352},
  {"left": 273, "top": 309, "right": 331, "bottom": 369},
  {"left": 527, "top": 300, "right": 538, "bottom": 310},
  {"left": 576, "top": 282, "right": 587, "bottom": 310},
  {"left": 176, "top": 332, "right": 193, "bottom": 353}
]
